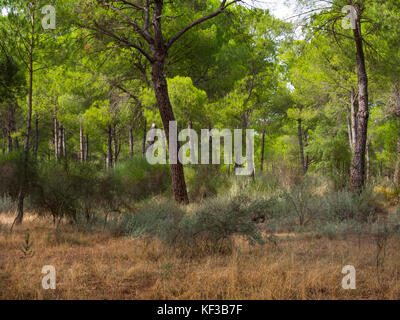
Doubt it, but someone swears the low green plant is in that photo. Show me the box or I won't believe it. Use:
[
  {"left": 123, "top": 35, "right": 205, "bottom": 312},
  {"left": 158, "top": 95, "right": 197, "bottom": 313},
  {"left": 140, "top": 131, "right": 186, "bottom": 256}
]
[{"left": 20, "top": 231, "right": 34, "bottom": 258}]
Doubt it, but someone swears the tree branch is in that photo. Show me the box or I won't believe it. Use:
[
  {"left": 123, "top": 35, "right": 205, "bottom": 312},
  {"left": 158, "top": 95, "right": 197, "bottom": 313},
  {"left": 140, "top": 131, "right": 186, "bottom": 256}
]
[{"left": 166, "top": 0, "right": 240, "bottom": 50}]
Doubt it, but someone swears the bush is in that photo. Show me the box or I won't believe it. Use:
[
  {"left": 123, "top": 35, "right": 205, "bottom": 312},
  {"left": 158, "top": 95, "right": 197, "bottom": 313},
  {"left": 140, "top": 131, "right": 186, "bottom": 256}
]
[
  {"left": 111, "top": 196, "right": 265, "bottom": 254},
  {"left": 30, "top": 162, "right": 102, "bottom": 224},
  {"left": 279, "top": 179, "right": 323, "bottom": 226},
  {"left": 30, "top": 162, "right": 82, "bottom": 222},
  {"left": 114, "top": 157, "right": 171, "bottom": 201},
  {"left": 185, "top": 165, "right": 229, "bottom": 201},
  {"left": 324, "top": 188, "right": 384, "bottom": 222},
  {"left": 0, "top": 152, "right": 36, "bottom": 202},
  {"left": 0, "top": 196, "right": 14, "bottom": 214},
  {"left": 113, "top": 200, "right": 184, "bottom": 240}
]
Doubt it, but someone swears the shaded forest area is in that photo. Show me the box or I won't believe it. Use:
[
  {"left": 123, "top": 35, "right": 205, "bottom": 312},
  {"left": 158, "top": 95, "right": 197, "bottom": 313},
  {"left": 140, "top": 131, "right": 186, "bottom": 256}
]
[{"left": 1, "top": 0, "right": 400, "bottom": 299}]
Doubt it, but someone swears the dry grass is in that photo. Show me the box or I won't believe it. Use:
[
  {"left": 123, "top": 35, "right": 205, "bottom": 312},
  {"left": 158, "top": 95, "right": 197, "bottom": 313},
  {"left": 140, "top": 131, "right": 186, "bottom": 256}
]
[{"left": 1, "top": 213, "right": 400, "bottom": 300}]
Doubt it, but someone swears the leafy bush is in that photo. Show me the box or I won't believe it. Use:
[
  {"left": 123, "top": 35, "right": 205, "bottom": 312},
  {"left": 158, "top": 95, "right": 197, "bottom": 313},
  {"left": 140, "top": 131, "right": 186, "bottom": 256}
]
[
  {"left": 30, "top": 162, "right": 82, "bottom": 222},
  {"left": 30, "top": 162, "right": 102, "bottom": 223},
  {"left": 114, "top": 157, "right": 171, "bottom": 201},
  {"left": 185, "top": 166, "right": 229, "bottom": 200},
  {"left": 0, "top": 152, "right": 36, "bottom": 201}
]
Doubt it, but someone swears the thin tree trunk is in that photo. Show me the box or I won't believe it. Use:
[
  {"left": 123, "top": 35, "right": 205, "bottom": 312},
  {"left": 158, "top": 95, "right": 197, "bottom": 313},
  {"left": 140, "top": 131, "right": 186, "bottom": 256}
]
[
  {"left": 62, "top": 126, "right": 66, "bottom": 159},
  {"left": 350, "top": 87, "right": 358, "bottom": 153},
  {"left": 304, "top": 128, "right": 310, "bottom": 171},
  {"left": 142, "top": 117, "right": 147, "bottom": 156},
  {"left": 85, "top": 134, "right": 89, "bottom": 161},
  {"left": 53, "top": 109, "right": 58, "bottom": 160},
  {"left": 366, "top": 140, "right": 370, "bottom": 183},
  {"left": 260, "top": 130, "right": 265, "bottom": 172},
  {"left": 298, "top": 117, "right": 306, "bottom": 175},
  {"left": 6, "top": 129, "right": 12, "bottom": 153},
  {"left": 58, "top": 125, "right": 62, "bottom": 158},
  {"left": 14, "top": 8, "right": 35, "bottom": 227},
  {"left": 347, "top": 112, "right": 352, "bottom": 152},
  {"left": 129, "top": 126, "right": 134, "bottom": 158},
  {"left": 113, "top": 124, "right": 119, "bottom": 166},
  {"left": 79, "top": 122, "right": 84, "bottom": 163},
  {"left": 58, "top": 125, "right": 64, "bottom": 159},
  {"left": 350, "top": 11, "right": 369, "bottom": 191},
  {"left": 33, "top": 113, "right": 38, "bottom": 158},
  {"left": 107, "top": 125, "right": 113, "bottom": 169},
  {"left": 1, "top": 132, "right": 5, "bottom": 155}
]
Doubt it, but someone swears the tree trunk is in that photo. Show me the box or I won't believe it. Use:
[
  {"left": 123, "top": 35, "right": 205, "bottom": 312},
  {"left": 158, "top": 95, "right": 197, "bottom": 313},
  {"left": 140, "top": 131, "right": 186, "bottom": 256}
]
[
  {"left": 393, "top": 82, "right": 400, "bottom": 186},
  {"left": 113, "top": 124, "right": 118, "bottom": 166},
  {"left": 366, "top": 140, "right": 370, "bottom": 183},
  {"left": 107, "top": 125, "right": 113, "bottom": 169},
  {"left": 297, "top": 117, "right": 306, "bottom": 175},
  {"left": 85, "top": 134, "right": 89, "bottom": 161},
  {"left": 2, "top": 132, "right": 5, "bottom": 155},
  {"left": 151, "top": 61, "right": 189, "bottom": 204},
  {"left": 6, "top": 129, "right": 12, "bottom": 153},
  {"left": 260, "top": 130, "right": 265, "bottom": 172},
  {"left": 59, "top": 125, "right": 64, "bottom": 159},
  {"left": 350, "top": 11, "right": 369, "bottom": 191},
  {"left": 62, "top": 126, "right": 66, "bottom": 159},
  {"left": 14, "top": 9, "right": 35, "bottom": 227},
  {"left": 33, "top": 113, "right": 38, "bottom": 158},
  {"left": 148, "top": 1, "right": 188, "bottom": 204},
  {"left": 53, "top": 109, "right": 58, "bottom": 160},
  {"left": 58, "top": 124, "right": 62, "bottom": 158},
  {"left": 129, "top": 126, "right": 134, "bottom": 158},
  {"left": 350, "top": 87, "right": 358, "bottom": 153},
  {"left": 347, "top": 112, "right": 352, "bottom": 152},
  {"left": 304, "top": 128, "right": 310, "bottom": 171},
  {"left": 79, "top": 122, "right": 84, "bottom": 163},
  {"left": 142, "top": 117, "right": 147, "bottom": 156}
]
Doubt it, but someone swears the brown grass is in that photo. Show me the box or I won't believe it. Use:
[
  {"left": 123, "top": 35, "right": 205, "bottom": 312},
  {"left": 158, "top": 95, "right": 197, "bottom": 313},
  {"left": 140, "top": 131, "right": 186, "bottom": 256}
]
[{"left": 1, "top": 213, "right": 400, "bottom": 300}]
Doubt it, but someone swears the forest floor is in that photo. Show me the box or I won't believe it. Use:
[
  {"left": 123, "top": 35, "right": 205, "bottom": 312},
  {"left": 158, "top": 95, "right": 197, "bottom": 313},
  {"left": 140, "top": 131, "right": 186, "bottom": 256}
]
[{"left": 1, "top": 212, "right": 400, "bottom": 300}]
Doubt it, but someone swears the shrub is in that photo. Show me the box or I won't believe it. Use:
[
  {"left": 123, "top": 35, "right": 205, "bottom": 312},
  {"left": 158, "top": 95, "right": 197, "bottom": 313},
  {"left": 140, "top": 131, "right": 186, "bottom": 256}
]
[
  {"left": 185, "top": 165, "right": 229, "bottom": 201},
  {"left": 182, "top": 195, "right": 265, "bottom": 251},
  {"left": 30, "top": 162, "right": 98, "bottom": 223},
  {"left": 114, "top": 157, "right": 171, "bottom": 201},
  {"left": 279, "top": 179, "right": 323, "bottom": 226},
  {"left": 112, "top": 196, "right": 265, "bottom": 254},
  {"left": 0, "top": 152, "right": 36, "bottom": 202},
  {"left": 324, "top": 188, "right": 384, "bottom": 222},
  {"left": 115, "top": 200, "right": 184, "bottom": 239}
]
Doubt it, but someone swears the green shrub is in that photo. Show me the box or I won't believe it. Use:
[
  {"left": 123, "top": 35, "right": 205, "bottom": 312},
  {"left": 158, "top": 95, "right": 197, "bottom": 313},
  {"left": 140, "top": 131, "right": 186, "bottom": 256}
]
[
  {"left": 0, "top": 196, "right": 13, "bottom": 213},
  {"left": 114, "top": 157, "right": 171, "bottom": 201},
  {"left": 0, "top": 152, "right": 36, "bottom": 202},
  {"left": 185, "top": 165, "right": 229, "bottom": 200},
  {"left": 112, "top": 196, "right": 265, "bottom": 254},
  {"left": 279, "top": 179, "right": 323, "bottom": 226},
  {"left": 182, "top": 195, "right": 265, "bottom": 250},
  {"left": 324, "top": 188, "right": 383, "bottom": 222},
  {"left": 30, "top": 162, "right": 99, "bottom": 223}
]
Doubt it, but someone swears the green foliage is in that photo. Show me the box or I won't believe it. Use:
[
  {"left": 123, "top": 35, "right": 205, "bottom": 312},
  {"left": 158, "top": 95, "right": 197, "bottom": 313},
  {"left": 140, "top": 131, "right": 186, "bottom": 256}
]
[
  {"left": 0, "top": 152, "right": 36, "bottom": 202},
  {"left": 280, "top": 178, "right": 323, "bottom": 226},
  {"left": 113, "top": 196, "right": 265, "bottom": 254},
  {"left": 324, "top": 188, "right": 384, "bottom": 223},
  {"left": 114, "top": 157, "right": 171, "bottom": 201},
  {"left": 19, "top": 231, "right": 34, "bottom": 258}
]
